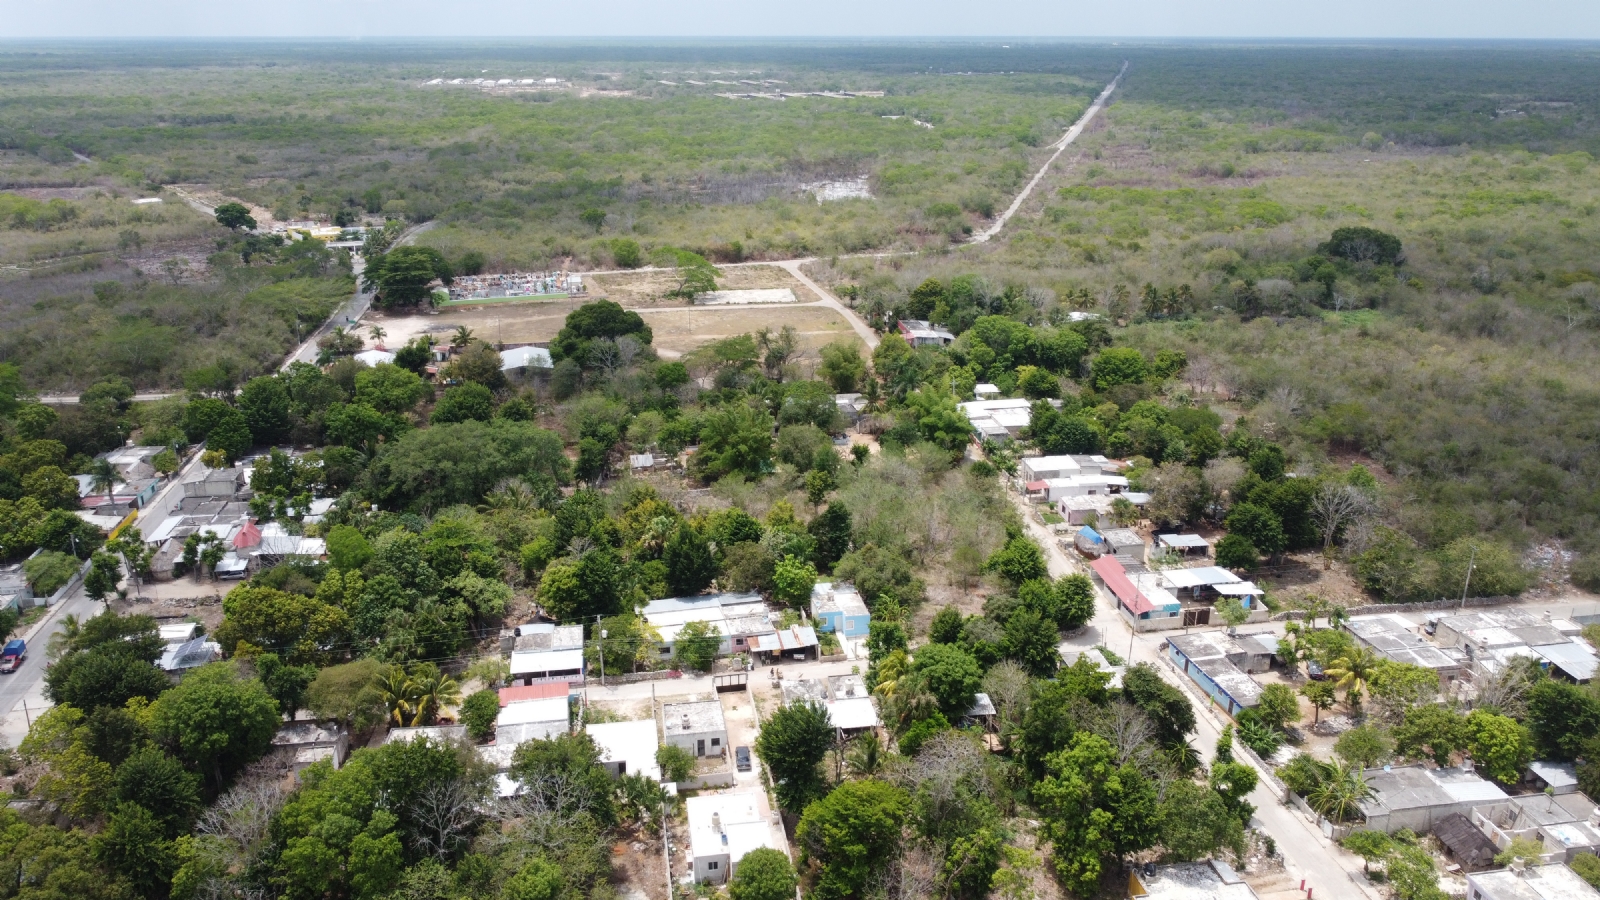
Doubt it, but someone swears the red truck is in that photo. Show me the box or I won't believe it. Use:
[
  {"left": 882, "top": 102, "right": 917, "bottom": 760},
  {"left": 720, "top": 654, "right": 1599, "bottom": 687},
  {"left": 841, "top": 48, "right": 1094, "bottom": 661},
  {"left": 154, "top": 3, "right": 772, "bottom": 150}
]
[{"left": 0, "top": 639, "right": 26, "bottom": 674}]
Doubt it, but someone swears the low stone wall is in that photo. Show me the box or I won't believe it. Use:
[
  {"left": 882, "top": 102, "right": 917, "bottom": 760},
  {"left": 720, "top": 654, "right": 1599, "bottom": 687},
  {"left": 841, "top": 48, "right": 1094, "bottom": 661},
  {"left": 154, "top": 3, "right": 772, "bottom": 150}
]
[
  {"left": 602, "top": 669, "right": 682, "bottom": 685},
  {"left": 1269, "top": 594, "right": 1518, "bottom": 622}
]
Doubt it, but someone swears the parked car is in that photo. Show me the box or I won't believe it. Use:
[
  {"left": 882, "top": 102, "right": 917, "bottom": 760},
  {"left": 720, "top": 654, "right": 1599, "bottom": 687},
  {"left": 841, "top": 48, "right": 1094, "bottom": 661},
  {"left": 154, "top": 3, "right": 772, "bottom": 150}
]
[
  {"left": 1306, "top": 660, "right": 1326, "bottom": 681},
  {"left": 0, "top": 639, "right": 26, "bottom": 674},
  {"left": 735, "top": 746, "right": 751, "bottom": 772}
]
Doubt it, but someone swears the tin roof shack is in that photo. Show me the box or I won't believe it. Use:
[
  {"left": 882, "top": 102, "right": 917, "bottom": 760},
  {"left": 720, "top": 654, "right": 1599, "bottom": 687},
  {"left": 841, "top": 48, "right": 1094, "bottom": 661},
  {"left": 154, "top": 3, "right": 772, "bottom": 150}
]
[
  {"left": 1432, "top": 610, "right": 1598, "bottom": 683},
  {"left": 1466, "top": 862, "right": 1600, "bottom": 900},
  {"left": 1470, "top": 790, "right": 1600, "bottom": 864},
  {"left": 1166, "top": 632, "right": 1273, "bottom": 717},
  {"left": 506, "top": 623, "right": 586, "bottom": 686},
  {"left": 643, "top": 592, "right": 774, "bottom": 659},
  {"left": 1160, "top": 566, "right": 1266, "bottom": 611},
  {"left": 1345, "top": 614, "right": 1468, "bottom": 683},
  {"left": 896, "top": 319, "right": 955, "bottom": 347},
  {"left": 811, "top": 582, "right": 870, "bottom": 639},
  {"left": 1092, "top": 555, "right": 1183, "bottom": 631},
  {"left": 1526, "top": 761, "right": 1580, "bottom": 796},
  {"left": 158, "top": 636, "right": 222, "bottom": 675},
  {"left": 585, "top": 719, "right": 661, "bottom": 780},
  {"left": 1359, "top": 764, "right": 1509, "bottom": 834},
  {"left": 272, "top": 722, "right": 351, "bottom": 775},
  {"left": 749, "top": 624, "right": 819, "bottom": 661},
  {"left": 496, "top": 696, "right": 571, "bottom": 745},
  {"left": 686, "top": 791, "right": 781, "bottom": 885},
  {"left": 1157, "top": 533, "right": 1212, "bottom": 558},
  {"left": 1434, "top": 812, "right": 1501, "bottom": 870},
  {"left": 1127, "top": 859, "right": 1260, "bottom": 899},
  {"left": 662, "top": 699, "right": 728, "bottom": 758},
  {"left": 824, "top": 674, "right": 880, "bottom": 738}
]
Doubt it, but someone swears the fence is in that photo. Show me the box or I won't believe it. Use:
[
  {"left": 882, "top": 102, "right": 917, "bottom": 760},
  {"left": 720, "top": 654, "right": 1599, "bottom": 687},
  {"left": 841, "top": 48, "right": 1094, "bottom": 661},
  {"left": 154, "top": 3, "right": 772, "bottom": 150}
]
[{"left": 1268, "top": 593, "right": 1519, "bottom": 622}]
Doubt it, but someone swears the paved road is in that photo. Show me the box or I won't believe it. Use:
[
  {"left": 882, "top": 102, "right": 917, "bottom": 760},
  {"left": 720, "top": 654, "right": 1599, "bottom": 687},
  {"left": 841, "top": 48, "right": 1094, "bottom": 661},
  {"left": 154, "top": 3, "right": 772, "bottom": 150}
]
[
  {"left": 287, "top": 221, "right": 436, "bottom": 368},
  {"left": 1011, "top": 494, "right": 1381, "bottom": 899},
  {"left": 0, "top": 581, "right": 105, "bottom": 748},
  {"left": 971, "top": 61, "right": 1127, "bottom": 244}
]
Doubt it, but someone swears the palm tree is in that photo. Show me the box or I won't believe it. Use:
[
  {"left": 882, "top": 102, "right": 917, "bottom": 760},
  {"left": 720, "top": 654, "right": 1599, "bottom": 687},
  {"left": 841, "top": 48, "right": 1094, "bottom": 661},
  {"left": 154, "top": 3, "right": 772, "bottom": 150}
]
[
  {"left": 88, "top": 458, "right": 118, "bottom": 512},
  {"left": 1308, "top": 761, "right": 1375, "bottom": 824},
  {"left": 845, "top": 732, "right": 884, "bottom": 778},
  {"left": 1326, "top": 646, "right": 1379, "bottom": 708},
  {"left": 408, "top": 664, "right": 462, "bottom": 726},
  {"left": 450, "top": 326, "right": 475, "bottom": 351},
  {"left": 47, "top": 614, "right": 82, "bottom": 661},
  {"left": 374, "top": 665, "right": 420, "bottom": 726},
  {"left": 368, "top": 325, "right": 387, "bottom": 348}
]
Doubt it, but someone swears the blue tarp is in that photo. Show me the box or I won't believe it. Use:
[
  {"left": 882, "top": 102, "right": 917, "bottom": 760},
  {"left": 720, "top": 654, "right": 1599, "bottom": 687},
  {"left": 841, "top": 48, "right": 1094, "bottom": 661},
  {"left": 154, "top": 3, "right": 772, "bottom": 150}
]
[{"left": 1077, "top": 526, "right": 1104, "bottom": 544}]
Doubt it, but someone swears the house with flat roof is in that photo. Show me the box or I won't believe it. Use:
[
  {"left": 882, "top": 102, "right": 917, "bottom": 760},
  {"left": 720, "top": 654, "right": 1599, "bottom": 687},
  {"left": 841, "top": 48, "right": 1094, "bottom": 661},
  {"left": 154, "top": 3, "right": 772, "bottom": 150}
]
[
  {"left": 811, "top": 582, "right": 870, "bottom": 639},
  {"left": 585, "top": 719, "right": 661, "bottom": 780},
  {"left": 1345, "top": 614, "right": 1468, "bottom": 683},
  {"left": 958, "top": 397, "right": 1062, "bottom": 442},
  {"left": 1160, "top": 566, "right": 1264, "bottom": 607},
  {"left": 1166, "top": 632, "right": 1272, "bottom": 717},
  {"left": 1359, "top": 763, "right": 1509, "bottom": 833},
  {"left": 1466, "top": 862, "right": 1600, "bottom": 900},
  {"left": 385, "top": 724, "right": 468, "bottom": 745},
  {"left": 662, "top": 699, "right": 728, "bottom": 758},
  {"left": 496, "top": 696, "right": 570, "bottom": 745},
  {"left": 1432, "top": 610, "right": 1597, "bottom": 683},
  {"left": 1127, "top": 859, "right": 1260, "bottom": 899},
  {"left": 1470, "top": 789, "right": 1600, "bottom": 864},
  {"left": 272, "top": 722, "right": 351, "bottom": 775},
  {"left": 686, "top": 791, "right": 782, "bottom": 884}
]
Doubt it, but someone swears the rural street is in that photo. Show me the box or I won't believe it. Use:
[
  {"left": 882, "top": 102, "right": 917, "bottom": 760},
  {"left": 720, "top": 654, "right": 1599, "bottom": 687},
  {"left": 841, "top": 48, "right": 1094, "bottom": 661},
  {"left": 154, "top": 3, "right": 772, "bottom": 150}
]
[
  {"left": 971, "top": 61, "right": 1127, "bottom": 243},
  {"left": 282, "top": 221, "right": 436, "bottom": 369},
  {"left": 1013, "top": 494, "right": 1382, "bottom": 899},
  {"left": 0, "top": 581, "right": 105, "bottom": 748}
]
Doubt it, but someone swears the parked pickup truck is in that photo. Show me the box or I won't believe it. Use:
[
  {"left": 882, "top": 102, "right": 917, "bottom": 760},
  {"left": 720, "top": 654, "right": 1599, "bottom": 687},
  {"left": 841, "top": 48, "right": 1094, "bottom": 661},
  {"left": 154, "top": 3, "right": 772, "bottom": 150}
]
[{"left": 0, "top": 639, "right": 25, "bottom": 674}]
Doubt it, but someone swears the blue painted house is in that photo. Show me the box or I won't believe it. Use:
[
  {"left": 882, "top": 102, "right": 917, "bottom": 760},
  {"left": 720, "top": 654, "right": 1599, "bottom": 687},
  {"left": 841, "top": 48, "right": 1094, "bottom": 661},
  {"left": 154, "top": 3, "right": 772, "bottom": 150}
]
[
  {"left": 1166, "top": 631, "right": 1269, "bottom": 718},
  {"left": 810, "top": 583, "right": 871, "bottom": 639}
]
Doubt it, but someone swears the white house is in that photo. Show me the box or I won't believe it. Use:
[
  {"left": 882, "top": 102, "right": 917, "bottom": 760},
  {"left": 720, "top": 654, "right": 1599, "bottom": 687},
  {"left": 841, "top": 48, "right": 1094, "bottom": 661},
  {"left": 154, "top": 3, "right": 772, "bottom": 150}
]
[
  {"left": 507, "top": 623, "right": 586, "bottom": 685},
  {"left": 496, "top": 696, "right": 570, "bottom": 744},
  {"left": 585, "top": 719, "right": 661, "bottom": 780},
  {"left": 353, "top": 349, "right": 396, "bottom": 367},
  {"left": 686, "top": 791, "right": 782, "bottom": 884},
  {"left": 661, "top": 699, "right": 728, "bottom": 758},
  {"left": 1466, "top": 862, "right": 1600, "bottom": 900}
]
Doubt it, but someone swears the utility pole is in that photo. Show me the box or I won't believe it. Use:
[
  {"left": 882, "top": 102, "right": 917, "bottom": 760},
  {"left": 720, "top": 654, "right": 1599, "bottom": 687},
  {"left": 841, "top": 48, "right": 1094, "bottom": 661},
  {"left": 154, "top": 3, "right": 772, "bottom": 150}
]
[
  {"left": 600, "top": 629, "right": 607, "bottom": 686},
  {"left": 1459, "top": 545, "right": 1477, "bottom": 611}
]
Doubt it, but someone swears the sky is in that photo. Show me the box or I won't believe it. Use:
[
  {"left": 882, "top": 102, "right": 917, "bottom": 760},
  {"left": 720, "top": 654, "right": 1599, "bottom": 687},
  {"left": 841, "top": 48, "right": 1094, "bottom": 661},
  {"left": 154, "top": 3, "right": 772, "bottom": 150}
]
[{"left": 6, "top": 0, "right": 1600, "bottom": 40}]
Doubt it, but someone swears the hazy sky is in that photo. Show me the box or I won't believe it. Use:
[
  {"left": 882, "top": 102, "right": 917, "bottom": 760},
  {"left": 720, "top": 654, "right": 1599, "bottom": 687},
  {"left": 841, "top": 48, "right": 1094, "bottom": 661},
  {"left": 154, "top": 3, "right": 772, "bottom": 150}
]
[{"left": 7, "top": 0, "right": 1600, "bottom": 40}]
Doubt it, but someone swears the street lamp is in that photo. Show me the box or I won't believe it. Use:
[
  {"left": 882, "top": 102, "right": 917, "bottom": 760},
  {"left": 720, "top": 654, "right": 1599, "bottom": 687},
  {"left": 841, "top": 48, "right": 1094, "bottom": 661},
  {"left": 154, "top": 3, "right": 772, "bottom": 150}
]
[{"left": 599, "top": 629, "right": 608, "bottom": 686}]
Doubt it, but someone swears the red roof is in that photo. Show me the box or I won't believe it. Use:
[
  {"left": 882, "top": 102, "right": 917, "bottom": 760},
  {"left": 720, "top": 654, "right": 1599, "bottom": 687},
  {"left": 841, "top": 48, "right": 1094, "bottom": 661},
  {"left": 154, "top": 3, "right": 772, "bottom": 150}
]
[
  {"left": 498, "top": 682, "right": 570, "bottom": 706},
  {"left": 1091, "top": 554, "right": 1153, "bottom": 615},
  {"left": 1026, "top": 480, "right": 1049, "bottom": 492},
  {"left": 233, "top": 519, "right": 261, "bottom": 549}
]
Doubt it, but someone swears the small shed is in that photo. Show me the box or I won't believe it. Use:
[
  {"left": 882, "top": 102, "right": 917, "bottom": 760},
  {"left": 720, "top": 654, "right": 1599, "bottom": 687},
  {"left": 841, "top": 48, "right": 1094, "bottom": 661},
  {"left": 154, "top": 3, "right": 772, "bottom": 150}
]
[
  {"left": 1157, "top": 534, "right": 1212, "bottom": 558},
  {"left": 1433, "top": 812, "right": 1499, "bottom": 870}
]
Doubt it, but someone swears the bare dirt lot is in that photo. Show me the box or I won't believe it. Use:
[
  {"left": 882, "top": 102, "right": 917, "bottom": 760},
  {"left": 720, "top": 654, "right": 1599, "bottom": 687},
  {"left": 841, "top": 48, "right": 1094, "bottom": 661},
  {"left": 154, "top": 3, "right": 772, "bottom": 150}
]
[
  {"left": 588, "top": 264, "right": 817, "bottom": 306},
  {"left": 369, "top": 290, "right": 865, "bottom": 363}
]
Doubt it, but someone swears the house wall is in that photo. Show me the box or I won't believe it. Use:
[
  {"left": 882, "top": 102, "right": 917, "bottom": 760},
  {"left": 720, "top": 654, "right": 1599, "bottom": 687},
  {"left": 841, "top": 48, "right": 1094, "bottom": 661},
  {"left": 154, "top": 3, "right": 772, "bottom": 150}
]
[
  {"left": 665, "top": 729, "right": 729, "bottom": 757},
  {"left": 839, "top": 613, "right": 870, "bottom": 638},
  {"left": 694, "top": 852, "right": 733, "bottom": 884},
  {"left": 1167, "top": 645, "right": 1248, "bottom": 716}
]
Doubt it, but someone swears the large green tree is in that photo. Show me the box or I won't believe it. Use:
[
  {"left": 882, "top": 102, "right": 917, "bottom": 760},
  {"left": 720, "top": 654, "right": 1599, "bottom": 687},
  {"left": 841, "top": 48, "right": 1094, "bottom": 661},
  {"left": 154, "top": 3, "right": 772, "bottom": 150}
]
[
  {"left": 755, "top": 700, "right": 834, "bottom": 813},
  {"left": 1033, "top": 732, "right": 1159, "bottom": 897},
  {"left": 363, "top": 245, "right": 453, "bottom": 309},
  {"left": 796, "top": 779, "right": 910, "bottom": 900},
  {"left": 149, "top": 662, "right": 280, "bottom": 788}
]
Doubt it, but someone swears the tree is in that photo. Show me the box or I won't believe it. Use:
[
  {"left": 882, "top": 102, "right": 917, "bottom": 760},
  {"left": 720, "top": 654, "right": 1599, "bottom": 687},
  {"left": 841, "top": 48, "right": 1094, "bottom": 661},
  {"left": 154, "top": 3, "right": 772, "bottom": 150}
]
[
  {"left": 1121, "top": 663, "right": 1196, "bottom": 748},
  {"left": 1306, "top": 761, "right": 1374, "bottom": 824},
  {"left": 773, "top": 554, "right": 818, "bottom": 609},
  {"left": 1003, "top": 608, "right": 1059, "bottom": 678},
  {"left": 1256, "top": 683, "right": 1301, "bottom": 732},
  {"left": 83, "top": 551, "right": 122, "bottom": 602},
  {"left": 819, "top": 341, "right": 867, "bottom": 393},
  {"left": 1527, "top": 680, "right": 1600, "bottom": 760},
  {"left": 204, "top": 409, "right": 252, "bottom": 463},
  {"left": 364, "top": 419, "right": 568, "bottom": 513},
  {"left": 256, "top": 652, "right": 315, "bottom": 721},
  {"left": 214, "top": 584, "right": 348, "bottom": 666},
  {"left": 692, "top": 401, "right": 775, "bottom": 481},
  {"left": 1209, "top": 760, "right": 1258, "bottom": 825},
  {"left": 355, "top": 362, "right": 431, "bottom": 415},
  {"left": 326, "top": 524, "right": 373, "bottom": 571},
  {"left": 1215, "top": 596, "right": 1251, "bottom": 632},
  {"left": 729, "top": 847, "right": 798, "bottom": 900},
  {"left": 1394, "top": 705, "right": 1469, "bottom": 767},
  {"left": 808, "top": 503, "right": 852, "bottom": 571},
  {"left": 1320, "top": 226, "right": 1403, "bottom": 265},
  {"left": 1466, "top": 709, "right": 1532, "bottom": 784},
  {"left": 237, "top": 375, "right": 291, "bottom": 445},
  {"left": 984, "top": 535, "right": 1047, "bottom": 587},
  {"left": 363, "top": 245, "right": 453, "bottom": 309},
  {"left": 552, "top": 300, "right": 652, "bottom": 365},
  {"left": 1225, "top": 503, "right": 1285, "bottom": 559},
  {"left": 930, "top": 606, "right": 964, "bottom": 645},
  {"left": 94, "top": 802, "right": 177, "bottom": 897},
  {"left": 306, "top": 659, "right": 387, "bottom": 731},
  {"left": 1301, "top": 680, "right": 1338, "bottom": 724},
  {"left": 452, "top": 688, "right": 497, "bottom": 743},
  {"left": 1158, "top": 779, "right": 1244, "bottom": 863},
  {"left": 579, "top": 207, "right": 606, "bottom": 233},
  {"left": 1335, "top": 725, "right": 1394, "bottom": 769},
  {"left": 795, "top": 779, "right": 910, "bottom": 900},
  {"left": 113, "top": 745, "right": 201, "bottom": 837},
  {"left": 656, "top": 743, "right": 695, "bottom": 783},
  {"left": 755, "top": 700, "right": 834, "bottom": 813},
  {"left": 430, "top": 382, "right": 494, "bottom": 424},
  {"left": 149, "top": 662, "right": 280, "bottom": 788},
  {"left": 1325, "top": 646, "right": 1379, "bottom": 706},
  {"left": 1215, "top": 534, "right": 1259, "bottom": 570},
  {"left": 913, "top": 643, "right": 983, "bottom": 717},
  {"left": 1367, "top": 660, "right": 1442, "bottom": 723},
  {"left": 1091, "top": 347, "right": 1147, "bottom": 389},
  {"left": 664, "top": 524, "right": 715, "bottom": 596},
  {"left": 611, "top": 238, "right": 643, "bottom": 268},
  {"left": 673, "top": 621, "right": 720, "bottom": 673},
  {"left": 214, "top": 202, "right": 256, "bottom": 231},
  {"left": 1033, "top": 731, "right": 1158, "bottom": 897}
]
